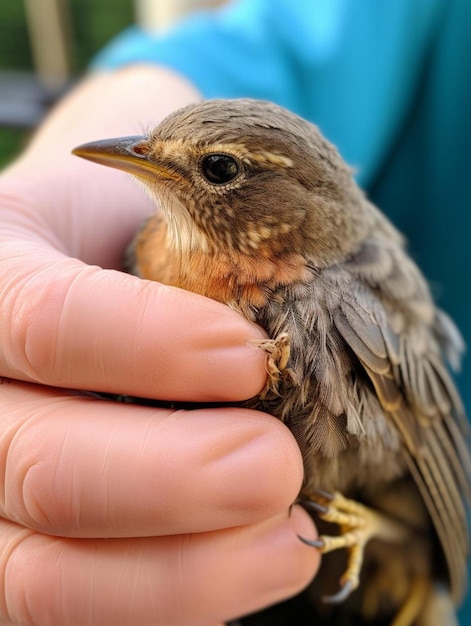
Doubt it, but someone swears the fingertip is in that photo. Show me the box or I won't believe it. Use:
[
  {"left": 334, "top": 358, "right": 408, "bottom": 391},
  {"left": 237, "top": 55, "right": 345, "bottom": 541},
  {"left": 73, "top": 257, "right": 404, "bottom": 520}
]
[
  {"left": 219, "top": 508, "right": 320, "bottom": 622},
  {"left": 145, "top": 282, "right": 268, "bottom": 401},
  {"left": 277, "top": 505, "right": 321, "bottom": 602},
  {"left": 288, "top": 504, "right": 322, "bottom": 581},
  {"left": 235, "top": 411, "right": 305, "bottom": 515}
]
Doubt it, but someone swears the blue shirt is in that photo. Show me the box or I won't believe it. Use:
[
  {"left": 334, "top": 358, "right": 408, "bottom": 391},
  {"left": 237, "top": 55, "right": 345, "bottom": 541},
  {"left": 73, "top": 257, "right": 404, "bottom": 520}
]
[{"left": 94, "top": 0, "right": 471, "bottom": 620}]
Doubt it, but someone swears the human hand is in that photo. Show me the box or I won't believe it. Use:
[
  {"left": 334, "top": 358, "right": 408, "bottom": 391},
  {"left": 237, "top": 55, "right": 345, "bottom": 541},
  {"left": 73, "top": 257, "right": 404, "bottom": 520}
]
[{"left": 0, "top": 66, "right": 319, "bottom": 625}]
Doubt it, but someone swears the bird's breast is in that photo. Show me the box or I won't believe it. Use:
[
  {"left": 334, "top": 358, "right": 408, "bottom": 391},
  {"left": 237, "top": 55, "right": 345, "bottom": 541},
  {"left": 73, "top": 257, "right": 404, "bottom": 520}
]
[{"left": 133, "top": 212, "right": 313, "bottom": 312}]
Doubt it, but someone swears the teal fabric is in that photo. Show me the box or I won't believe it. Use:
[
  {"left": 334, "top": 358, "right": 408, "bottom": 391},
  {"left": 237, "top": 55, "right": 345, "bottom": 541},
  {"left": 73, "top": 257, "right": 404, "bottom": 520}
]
[{"left": 94, "top": 0, "right": 471, "bottom": 620}]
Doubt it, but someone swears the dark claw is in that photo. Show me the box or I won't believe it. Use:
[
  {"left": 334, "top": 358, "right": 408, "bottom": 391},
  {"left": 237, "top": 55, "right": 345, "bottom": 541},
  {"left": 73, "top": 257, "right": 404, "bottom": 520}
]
[
  {"left": 297, "top": 534, "right": 325, "bottom": 549},
  {"left": 322, "top": 580, "right": 355, "bottom": 604},
  {"left": 301, "top": 500, "right": 329, "bottom": 515},
  {"left": 312, "top": 488, "right": 335, "bottom": 501}
]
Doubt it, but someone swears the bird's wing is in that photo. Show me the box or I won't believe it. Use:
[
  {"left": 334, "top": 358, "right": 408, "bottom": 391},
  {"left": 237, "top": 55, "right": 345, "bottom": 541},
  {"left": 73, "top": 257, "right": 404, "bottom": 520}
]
[{"left": 333, "top": 292, "right": 471, "bottom": 602}]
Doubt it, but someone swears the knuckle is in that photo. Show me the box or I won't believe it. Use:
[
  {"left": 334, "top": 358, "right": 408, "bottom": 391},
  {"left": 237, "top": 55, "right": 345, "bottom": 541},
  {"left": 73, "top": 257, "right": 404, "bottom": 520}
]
[{"left": 0, "top": 265, "right": 63, "bottom": 382}]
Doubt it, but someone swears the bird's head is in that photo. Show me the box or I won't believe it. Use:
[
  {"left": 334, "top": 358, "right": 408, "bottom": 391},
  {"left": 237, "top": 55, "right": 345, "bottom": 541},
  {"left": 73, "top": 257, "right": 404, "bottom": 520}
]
[{"left": 73, "top": 98, "right": 372, "bottom": 268}]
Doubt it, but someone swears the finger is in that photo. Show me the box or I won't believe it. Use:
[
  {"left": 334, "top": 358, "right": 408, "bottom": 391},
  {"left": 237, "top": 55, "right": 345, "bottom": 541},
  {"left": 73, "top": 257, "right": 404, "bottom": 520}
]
[
  {"left": 0, "top": 381, "right": 304, "bottom": 537},
  {"left": 0, "top": 508, "right": 319, "bottom": 626},
  {"left": 0, "top": 247, "right": 266, "bottom": 401}
]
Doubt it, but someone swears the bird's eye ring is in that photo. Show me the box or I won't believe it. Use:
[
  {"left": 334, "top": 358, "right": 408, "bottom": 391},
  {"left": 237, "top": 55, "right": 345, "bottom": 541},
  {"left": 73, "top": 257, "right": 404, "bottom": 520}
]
[{"left": 201, "top": 154, "right": 239, "bottom": 184}]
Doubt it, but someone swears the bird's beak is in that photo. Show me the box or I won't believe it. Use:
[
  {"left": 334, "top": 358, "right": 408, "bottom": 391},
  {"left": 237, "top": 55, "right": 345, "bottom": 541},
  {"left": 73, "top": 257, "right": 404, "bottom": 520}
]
[{"left": 72, "top": 136, "right": 178, "bottom": 182}]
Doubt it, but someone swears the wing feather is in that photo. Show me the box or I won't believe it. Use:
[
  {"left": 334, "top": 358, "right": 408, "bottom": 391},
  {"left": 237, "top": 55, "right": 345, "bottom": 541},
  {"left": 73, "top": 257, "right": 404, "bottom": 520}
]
[{"left": 333, "top": 297, "right": 470, "bottom": 601}]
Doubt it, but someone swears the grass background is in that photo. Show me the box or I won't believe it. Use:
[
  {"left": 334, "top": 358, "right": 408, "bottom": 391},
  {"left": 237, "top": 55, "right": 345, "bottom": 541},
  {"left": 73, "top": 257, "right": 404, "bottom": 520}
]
[{"left": 0, "top": 0, "right": 134, "bottom": 167}]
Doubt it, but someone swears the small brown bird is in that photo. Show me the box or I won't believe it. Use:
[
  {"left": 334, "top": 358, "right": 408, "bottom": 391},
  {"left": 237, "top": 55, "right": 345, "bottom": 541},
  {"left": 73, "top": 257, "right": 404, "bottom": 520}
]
[{"left": 73, "top": 99, "right": 470, "bottom": 625}]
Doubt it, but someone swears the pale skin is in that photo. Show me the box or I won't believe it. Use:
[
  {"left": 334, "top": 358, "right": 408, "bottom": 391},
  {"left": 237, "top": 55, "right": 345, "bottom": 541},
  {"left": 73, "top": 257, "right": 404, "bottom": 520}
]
[{"left": 0, "top": 65, "right": 319, "bottom": 625}]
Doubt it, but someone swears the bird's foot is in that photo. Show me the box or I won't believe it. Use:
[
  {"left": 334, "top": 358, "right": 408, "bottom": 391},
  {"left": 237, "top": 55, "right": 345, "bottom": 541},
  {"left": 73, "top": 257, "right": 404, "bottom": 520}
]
[
  {"left": 299, "top": 490, "right": 410, "bottom": 604},
  {"left": 251, "top": 332, "right": 298, "bottom": 396},
  {"left": 253, "top": 332, "right": 291, "bottom": 376}
]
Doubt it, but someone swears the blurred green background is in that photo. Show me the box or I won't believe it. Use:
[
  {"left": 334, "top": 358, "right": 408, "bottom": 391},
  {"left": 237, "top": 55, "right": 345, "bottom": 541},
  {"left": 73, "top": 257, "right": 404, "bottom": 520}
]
[{"left": 0, "top": 0, "right": 134, "bottom": 168}]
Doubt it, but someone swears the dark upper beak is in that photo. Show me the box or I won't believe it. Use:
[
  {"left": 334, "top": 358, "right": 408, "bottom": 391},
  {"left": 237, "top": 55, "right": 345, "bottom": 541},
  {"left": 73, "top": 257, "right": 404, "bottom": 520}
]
[{"left": 72, "top": 136, "right": 177, "bottom": 182}]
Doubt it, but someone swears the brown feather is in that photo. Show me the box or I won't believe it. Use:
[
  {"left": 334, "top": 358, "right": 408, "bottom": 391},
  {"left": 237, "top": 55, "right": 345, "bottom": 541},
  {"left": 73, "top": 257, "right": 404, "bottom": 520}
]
[{"left": 74, "top": 98, "right": 470, "bottom": 624}]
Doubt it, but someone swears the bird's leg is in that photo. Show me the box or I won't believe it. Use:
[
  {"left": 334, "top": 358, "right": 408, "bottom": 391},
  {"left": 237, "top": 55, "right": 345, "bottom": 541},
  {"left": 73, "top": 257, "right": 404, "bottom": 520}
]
[
  {"left": 390, "top": 577, "right": 429, "bottom": 626},
  {"left": 300, "top": 490, "right": 411, "bottom": 604},
  {"left": 251, "top": 332, "right": 299, "bottom": 396}
]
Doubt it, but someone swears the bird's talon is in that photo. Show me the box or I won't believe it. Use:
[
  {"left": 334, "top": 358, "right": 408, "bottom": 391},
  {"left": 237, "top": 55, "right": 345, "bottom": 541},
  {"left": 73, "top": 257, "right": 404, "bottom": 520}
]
[
  {"left": 297, "top": 534, "right": 325, "bottom": 549},
  {"left": 252, "top": 332, "right": 292, "bottom": 396},
  {"left": 312, "top": 488, "right": 335, "bottom": 501},
  {"left": 301, "top": 499, "right": 329, "bottom": 515},
  {"left": 322, "top": 580, "right": 355, "bottom": 604}
]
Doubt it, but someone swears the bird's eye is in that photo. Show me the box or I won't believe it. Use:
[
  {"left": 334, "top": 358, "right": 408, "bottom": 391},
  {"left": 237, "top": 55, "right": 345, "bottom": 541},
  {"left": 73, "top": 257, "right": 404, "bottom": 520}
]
[{"left": 201, "top": 154, "right": 239, "bottom": 184}]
